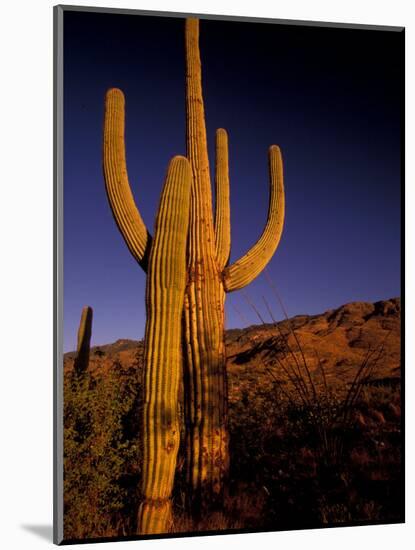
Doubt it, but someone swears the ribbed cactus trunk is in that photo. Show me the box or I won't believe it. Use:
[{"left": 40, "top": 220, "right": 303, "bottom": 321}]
[
  {"left": 73, "top": 306, "right": 93, "bottom": 375},
  {"left": 138, "top": 157, "right": 192, "bottom": 534},
  {"left": 183, "top": 19, "right": 229, "bottom": 511}
]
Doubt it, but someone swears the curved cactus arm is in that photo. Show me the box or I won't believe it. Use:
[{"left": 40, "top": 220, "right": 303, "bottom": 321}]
[
  {"left": 73, "top": 306, "right": 93, "bottom": 375},
  {"left": 214, "top": 128, "right": 231, "bottom": 269},
  {"left": 223, "top": 145, "right": 285, "bottom": 292},
  {"left": 139, "top": 156, "right": 192, "bottom": 535},
  {"left": 103, "top": 88, "right": 152, "bottom": 272}
]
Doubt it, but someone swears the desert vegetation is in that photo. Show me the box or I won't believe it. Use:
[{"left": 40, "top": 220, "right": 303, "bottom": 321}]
[
  {"left": 63, "top": 297, "right": 402, "bottom": 541},
  {"left": 62, "top": 12, "right": 402, "bottom": 544}
]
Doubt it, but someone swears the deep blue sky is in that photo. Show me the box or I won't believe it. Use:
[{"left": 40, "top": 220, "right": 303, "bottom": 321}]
[{"left": 63, "top": 10, "right": 403, "bottom": 352}]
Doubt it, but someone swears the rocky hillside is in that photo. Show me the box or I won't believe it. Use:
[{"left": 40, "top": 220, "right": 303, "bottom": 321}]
[{"left": 64, "top": 297, "right": 401, "bottom": 389}]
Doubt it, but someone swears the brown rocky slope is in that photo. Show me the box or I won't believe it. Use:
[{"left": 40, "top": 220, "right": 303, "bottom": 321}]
[{"left": 64, "top": 297, "right": 401, "bottom": 387}]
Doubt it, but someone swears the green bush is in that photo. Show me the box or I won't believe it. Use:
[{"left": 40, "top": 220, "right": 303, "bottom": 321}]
[{"left": 63, "top": 357, "right": 142, "bottom": 540}]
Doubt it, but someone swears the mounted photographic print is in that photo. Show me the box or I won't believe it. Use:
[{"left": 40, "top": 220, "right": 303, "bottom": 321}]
[{"left": 53, "top": 4, "right": 404, "bottom": 545}]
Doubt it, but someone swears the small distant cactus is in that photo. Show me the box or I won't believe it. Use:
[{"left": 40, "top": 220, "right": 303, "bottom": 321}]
[
  {"left": 73, "top": 306, "right": 93, "bottom": 375},
  {"left": 103, "top": 17, "right": 285, "bottom": 530}
]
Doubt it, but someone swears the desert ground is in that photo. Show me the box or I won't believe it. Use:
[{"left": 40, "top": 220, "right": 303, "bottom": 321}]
[{"left": 63, "top": 297, "right": 402, "bottom": 540}]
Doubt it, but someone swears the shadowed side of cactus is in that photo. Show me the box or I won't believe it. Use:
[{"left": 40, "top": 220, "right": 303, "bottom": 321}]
[
  {"left": 137, "top": 156, "right": 192, "bottom": 534},
  {"left": 73, "top": 306, "right": 93, "bottom": 375}
]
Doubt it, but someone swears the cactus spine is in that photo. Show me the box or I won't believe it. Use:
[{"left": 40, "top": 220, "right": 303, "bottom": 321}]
[
  {"left": 73, "top": 306, "right": 93, "bottom": 375},
  {"left": 102, "top": 17, "right": 285, "bottom": 523}
]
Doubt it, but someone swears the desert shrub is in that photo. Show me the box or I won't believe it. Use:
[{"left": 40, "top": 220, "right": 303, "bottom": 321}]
[
  {"left": 62, "top": 292, "right": 402, "bottom": 537},
  {"left": 230, "top": 289, "right": 402, "bottom": 529},
  {"left": 63, "top": 358, "right": 142, "bottom": 540}
]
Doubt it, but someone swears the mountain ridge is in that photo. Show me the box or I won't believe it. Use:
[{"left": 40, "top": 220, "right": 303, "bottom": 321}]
[{"left": 64, "top": 297, "right": 401, "bottom": 387}]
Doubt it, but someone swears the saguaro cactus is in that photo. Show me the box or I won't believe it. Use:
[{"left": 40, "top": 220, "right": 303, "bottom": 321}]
[
  {"left": 104, "top": 89, "right": 192, "bottom": 534},
  {"left": 138, "top": 157, "right": 192, "bottom": 533},
  {"left": 103, "top": 17, "right": 285, "bottom": 522},
  {"left": 183, "top": 18, "right": 285, "bottom": 511},
  {"left": 73, "top": 306, "right": 93, "bottom": 375}
]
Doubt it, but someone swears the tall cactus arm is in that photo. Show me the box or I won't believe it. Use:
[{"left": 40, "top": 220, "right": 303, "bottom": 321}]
[
  {"left": 214, "top": 128, "right": 231, "bottom": 269},
  {"left": 103, "top": 88, "right": 152, "bottom": 272},
  {"left": 185, "top": 18, "right": 217, "bottom": 262},
  {"left": 223, "top": 145, "right": 285, "bottom": 293},
  {"left": 139, "top": 156, "right": 192, "bottom": 535},
  {"left": 73, "top": 306, "right": 93, "bottom": 375}
]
